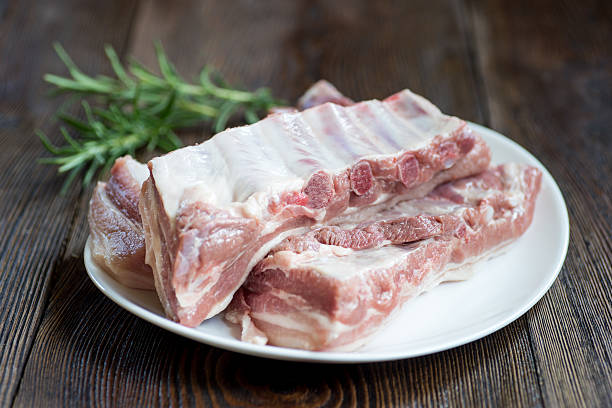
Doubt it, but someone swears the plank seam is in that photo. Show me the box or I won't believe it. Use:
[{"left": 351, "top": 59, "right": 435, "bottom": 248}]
[{"left": 525, "top": 315, "right": 546, "bottom": 408}]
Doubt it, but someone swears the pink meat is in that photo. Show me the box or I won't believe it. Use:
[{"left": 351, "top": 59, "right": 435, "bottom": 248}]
[
  {"left": 140, "top": 88, "right": 491, "bottom": 327},
  {"left": 88, "top": 156, "right": 153, "bottom": 290},
  {"left": 296, "top": 79, "right": 355, "bottom": 110},
  {"left": 226, "top": 164, "right": 542, "bottom": 351},
  {"left": 269, "top": 79, "right": 354, "bottom": 115}
]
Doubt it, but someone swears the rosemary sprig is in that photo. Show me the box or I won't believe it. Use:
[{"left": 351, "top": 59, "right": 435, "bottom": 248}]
[{"left": 39, "top": 42, "right": 284, "bottom": 193}]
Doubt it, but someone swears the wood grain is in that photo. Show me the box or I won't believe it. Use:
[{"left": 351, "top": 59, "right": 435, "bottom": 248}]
[
  {"left": 0, "top": 0, "right": 139, "bottom": 405},
  {"left": 470, "top": 0, "right": 612, "bottom": 405},
  {"left": 1, "top": 0, "right": 610, "bottom": 407}
]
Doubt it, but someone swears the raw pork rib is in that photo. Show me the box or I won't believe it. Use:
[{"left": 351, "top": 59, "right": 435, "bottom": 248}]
[
  {"left": 297, "top": 80, "right": 354, "bottom": 110},
  {"left": 139, "top": 89, "right": 491, "bottom": 327},
  {"left": 88, "top": 156, "right": 153, "bottom": 290},
  {"left": 269, "top": 80, "right": 353, "bottom": 115},
  {"left": 87, "top": 82, "right": 339, "bottom": 288},
  {"left": 226, "top": 164, "right": 542, "bottom": 351}
]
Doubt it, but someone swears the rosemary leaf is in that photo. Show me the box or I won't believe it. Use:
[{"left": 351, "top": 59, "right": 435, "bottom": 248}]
[{"left": 39, "top": 42, "right": 286, "bottom": 193}]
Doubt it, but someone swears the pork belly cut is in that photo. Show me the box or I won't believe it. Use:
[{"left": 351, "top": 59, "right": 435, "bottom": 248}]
[
  {"left": 88, "top": 156, "right": 153, "bottom": 290},
  {"left": 140, "top": 88, "right": 491, "bottom": 327},
  {"left": 226, "top": 163, "right": 542, "bottom": 351}
]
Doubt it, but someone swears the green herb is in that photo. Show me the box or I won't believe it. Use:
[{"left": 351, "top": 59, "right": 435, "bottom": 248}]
[{"left": 38, "top": 42, "right": 284, "bottom": 193}]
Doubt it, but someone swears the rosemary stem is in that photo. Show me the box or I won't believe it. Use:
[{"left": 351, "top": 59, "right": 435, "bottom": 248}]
[{"left": 39, "top": 42, "right": 285, "bottom": 191}]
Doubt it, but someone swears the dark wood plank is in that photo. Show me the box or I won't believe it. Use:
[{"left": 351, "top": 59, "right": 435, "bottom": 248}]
[
  {"left": 12, "top": 1, "right": 551, "bottom": 406},
  {"left": 0, "top": 0, "right": 10, "bottom": 22},
  {"left": 127, "top": 0, "right": 488, "bottom": 122},
  {"left": 469, "top": 0, "right": 612, "bottom": 406},
  {"left": 0, "top": 0, "right": 139, "bottom": 405}
]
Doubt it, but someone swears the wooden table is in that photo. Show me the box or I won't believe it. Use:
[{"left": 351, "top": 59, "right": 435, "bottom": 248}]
[{"left": 1, "top": 0, "right": 610, "bottom": 406}]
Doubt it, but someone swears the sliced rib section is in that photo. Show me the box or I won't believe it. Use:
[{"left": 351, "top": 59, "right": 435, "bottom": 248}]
[
  {"left": 140, "top": 89, "right": 491, "bottom": 326},
  {"left": 226, "top": 164, "right": 542, "bottom": 350}
]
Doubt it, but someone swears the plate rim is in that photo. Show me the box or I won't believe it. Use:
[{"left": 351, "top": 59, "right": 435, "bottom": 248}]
[{"left": 84, "top": 122, "right": 570, "bottom": 363}]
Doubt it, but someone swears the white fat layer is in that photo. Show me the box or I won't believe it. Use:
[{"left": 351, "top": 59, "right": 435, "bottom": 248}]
[
  {"left": 251, "top": 286, "right": 385, "bottom": 346},
  {"left": 251, "top": 309, "right": 353, "bottom": 339},
  {"left": 124, "top": 158, "right": 150, "bottom": 185},
  {"left": 149, "top": 91, "right": 465, "bottom": 220},
  {"left": 140, "top": 180, "right": 175, "bottom": 320},
  {"left": 271, "top": 244, "right": 422, "bottom": 279},
  {"left": 457, "top": 162, "right": 526, "bottom": 203},
  {"left": 330, "top": 197, "right": 466, "bottom": 229},
  {"left": 261, "top": 208, "right": 322, "bottom": 235}
]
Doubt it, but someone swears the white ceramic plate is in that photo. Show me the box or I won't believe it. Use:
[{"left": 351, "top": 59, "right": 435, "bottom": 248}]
[{"left": 84, "top": 123, "right": 569, "bottom": 363}]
